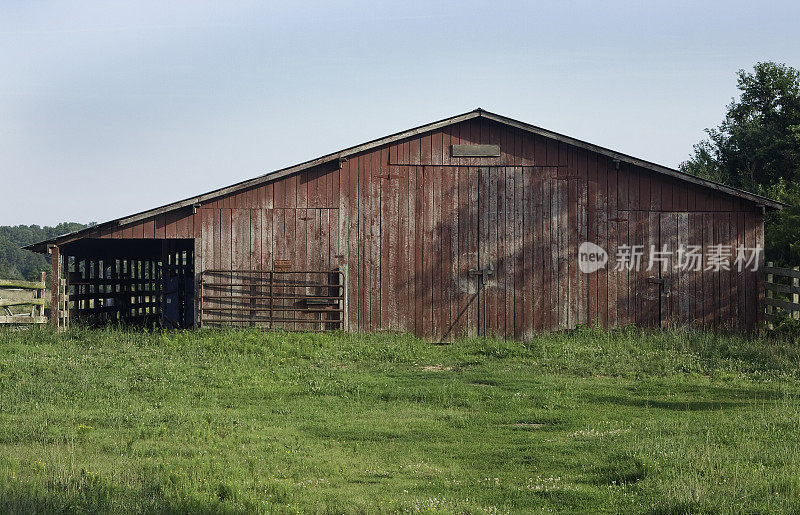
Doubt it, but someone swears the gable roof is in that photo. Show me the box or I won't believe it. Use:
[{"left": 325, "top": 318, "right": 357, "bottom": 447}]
[{"left": 25, "top": 108, "right": 783, "bottom": 252}]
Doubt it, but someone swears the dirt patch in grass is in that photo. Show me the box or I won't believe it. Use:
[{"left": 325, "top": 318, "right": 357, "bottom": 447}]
[{"left": 421, "top": 364, "right": 452, "bottom": 372}]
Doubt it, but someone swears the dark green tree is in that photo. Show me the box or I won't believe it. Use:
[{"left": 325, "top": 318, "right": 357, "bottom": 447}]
[
  {"left": 0, "top": 222, "right": 91, "bottom": 281},
  {"left": 680, "top": 62, "right": 800, "bottom": 264}
]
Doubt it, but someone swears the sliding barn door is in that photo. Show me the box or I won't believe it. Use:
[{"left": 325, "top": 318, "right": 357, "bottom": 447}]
[
  {"left": 474, "top": 166, "right": 539, "bottom": 339},
  {"left": 415, "top": 166, "right": 564, "bottom": 341},
  {"left": 414, "top": 165, "right": 526, "bottom": 342},
  {"left": 413, "top": 166, "right": 480, "bottom": 341}
]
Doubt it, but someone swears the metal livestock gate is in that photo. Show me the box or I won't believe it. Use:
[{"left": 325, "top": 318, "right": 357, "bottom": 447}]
[
  {"left": 26, "top": 109, "right": 781, "bottom": 338},
  {"left": 199, "top": 269, "right": 345, "bottom": 330}
]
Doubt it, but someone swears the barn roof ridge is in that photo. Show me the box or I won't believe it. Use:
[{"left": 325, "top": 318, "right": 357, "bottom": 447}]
[{"left": 25, "top": 108, "right": 783, "bottom": 252}]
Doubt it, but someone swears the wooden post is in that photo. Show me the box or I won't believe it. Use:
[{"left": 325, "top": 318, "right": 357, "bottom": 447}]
[
  {"left": 339, "top": 265, "right": 348, "bottom": 332},
  {"left": 269, "top": 270, "right": 274, "bottom": 330},
  {"left": 249, "top": 273, "right": 257, "bottom": 328},
  {"left": 194, "top": 238, "right": 202, "bottom": 329},
  {"left": 198, "top": 277, "right": 204, "bottom": 329},
  {"left": 38, "top": 271, "right": 46, "bottom": 319},
  {"left": 161, "top": 241, "right": 168, "bottom": 328},
  {"left": 793, "top": 266, "right": 799, "bottom": 320},
  {"left": 766, "top": 261, "right": 773, "bottom": 329},
  {"left": 49, "top": 245, "right": 61, "bottom": 329}
]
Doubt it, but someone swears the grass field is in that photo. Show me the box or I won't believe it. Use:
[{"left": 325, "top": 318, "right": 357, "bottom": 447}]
[{"left": 1, "top": 327, "right": 800, "bottom": 513}]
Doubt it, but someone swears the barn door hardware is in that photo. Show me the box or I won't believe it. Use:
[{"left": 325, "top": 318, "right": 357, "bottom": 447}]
[
  {"left": 305, "top": 298, "right": 338, "bottom": 307},
  {"left": 469, "top": 267, "right": 494, "bottom": 281},
  {"left": 647, "top": 276, "right": 671, "bottom": 296}
]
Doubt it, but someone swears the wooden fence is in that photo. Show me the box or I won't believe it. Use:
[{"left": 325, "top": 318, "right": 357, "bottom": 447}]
[
  {"left": 765, "top": 262, "right": 800, "bottom": 323},
  {"left": 0, "top": 272, "right": 48, "bottom": 325}
]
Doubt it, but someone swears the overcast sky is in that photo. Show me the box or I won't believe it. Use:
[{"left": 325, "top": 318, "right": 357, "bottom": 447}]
[{"left": 2, "top": 1, "right": 799, "bottom": 226}]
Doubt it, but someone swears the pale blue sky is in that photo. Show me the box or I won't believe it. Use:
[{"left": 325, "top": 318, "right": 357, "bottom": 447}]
[{"left": 2, "top": 1, "right": 799, "bottom": 226}]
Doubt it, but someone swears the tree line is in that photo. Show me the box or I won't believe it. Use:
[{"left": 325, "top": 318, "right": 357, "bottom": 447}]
[{"left": 0, "top": 223, "right": 89, "bottom": 281}]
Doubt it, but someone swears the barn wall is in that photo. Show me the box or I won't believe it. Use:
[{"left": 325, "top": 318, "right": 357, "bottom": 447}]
[
  {"left": 80, "top": 117, "right": 765, "bottom": 337},
  {"left": 344, "top": 118, "right": 762, "bottom": 337}
]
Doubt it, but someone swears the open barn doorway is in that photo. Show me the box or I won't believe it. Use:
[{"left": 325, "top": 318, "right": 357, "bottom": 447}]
[
  {"left": 58, "top": 238, "right": 195, "bottom": 328},
  {"left": 161, "top": 240, "right": 194, "bottom": 328}
]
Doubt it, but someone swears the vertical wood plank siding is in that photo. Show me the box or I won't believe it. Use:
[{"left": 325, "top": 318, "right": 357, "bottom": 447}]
[{"left": 75, "top": 118, "right": 764, "bottom": 337}]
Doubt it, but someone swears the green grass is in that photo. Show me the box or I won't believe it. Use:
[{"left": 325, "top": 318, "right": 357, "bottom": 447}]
[{"left": 1, "top": 326, "right": 800, "bottom": 513}]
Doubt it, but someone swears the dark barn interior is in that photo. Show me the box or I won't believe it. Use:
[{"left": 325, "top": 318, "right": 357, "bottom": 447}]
[{"left": 58, "top": 238, "right": 194, "bottom": 328}]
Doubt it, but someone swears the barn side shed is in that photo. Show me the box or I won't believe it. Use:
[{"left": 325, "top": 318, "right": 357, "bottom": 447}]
[{"left": 26, "top": 109, "right": 782, "bottom": 339}]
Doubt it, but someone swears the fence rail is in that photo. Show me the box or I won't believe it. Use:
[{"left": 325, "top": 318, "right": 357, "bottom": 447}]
[
  {"left": 765, "top": 263, "right": 800, "bottom": 323},
  {"left": 0, "top": 272, "right": 48, "bottom": 325}
]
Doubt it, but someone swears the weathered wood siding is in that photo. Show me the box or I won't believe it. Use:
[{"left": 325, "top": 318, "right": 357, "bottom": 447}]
[{"left": 79, "top": 117, "right": 764, "bottom": 337}]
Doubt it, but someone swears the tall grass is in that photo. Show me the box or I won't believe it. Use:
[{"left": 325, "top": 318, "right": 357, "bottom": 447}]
[{"left": 1, "top": 326, "right": 799, "bottom": 513}]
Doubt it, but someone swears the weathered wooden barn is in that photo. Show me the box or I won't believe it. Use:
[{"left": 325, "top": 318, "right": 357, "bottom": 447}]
[{"left": 27, "top": 109, "right": 781, "bottom": 338}]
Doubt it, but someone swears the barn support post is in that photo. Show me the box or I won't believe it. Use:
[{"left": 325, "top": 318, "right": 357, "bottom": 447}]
[
  {"left": 339, "top": 264, "right": 348, "bottom": 332},
  {"left": 161, "top": 240, "right": 169, "bottom": 327},
  {"left": 48, "top": 245, "right": 61, "bottom": 330},
  {"left": 194, "top": 237, "right": 202, "bottom": 329}
]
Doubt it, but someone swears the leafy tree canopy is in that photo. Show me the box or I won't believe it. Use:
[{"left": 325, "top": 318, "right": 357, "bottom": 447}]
[{"left": 680, "top": 62, "right": 800, "bottom": 264}]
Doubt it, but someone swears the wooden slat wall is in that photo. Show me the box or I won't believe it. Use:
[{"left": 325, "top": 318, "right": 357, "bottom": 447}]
[
  {"left": 71, "top": 117, "right": 765, "bottom": 336},
  {"left": 385, "top": 119, "right": 763, "bottom": 335}
]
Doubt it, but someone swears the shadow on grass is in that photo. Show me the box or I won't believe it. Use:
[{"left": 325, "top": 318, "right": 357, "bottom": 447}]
[
  {"left": 588, "top": 395, "right": 746, "bottom": 411},
  {"left": 594, "top": 453, "right": 648, "bottom": 485},
  {"left": 587, "top": 385, "right": 781, "bottom": 412}
]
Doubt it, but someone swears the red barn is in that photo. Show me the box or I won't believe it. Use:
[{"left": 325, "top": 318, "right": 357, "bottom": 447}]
[{"left": 27, "top": 109, "right": 781, "bottom": 339}]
